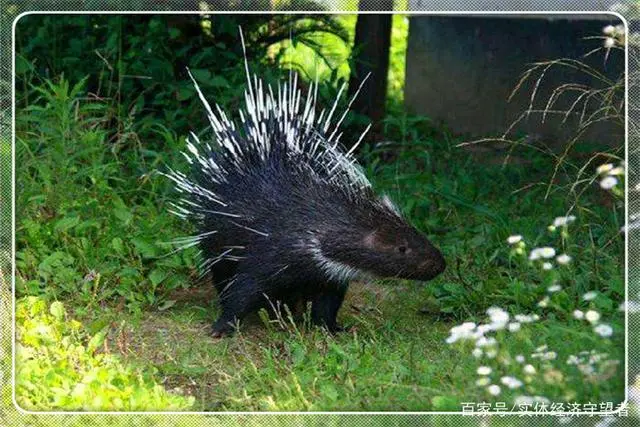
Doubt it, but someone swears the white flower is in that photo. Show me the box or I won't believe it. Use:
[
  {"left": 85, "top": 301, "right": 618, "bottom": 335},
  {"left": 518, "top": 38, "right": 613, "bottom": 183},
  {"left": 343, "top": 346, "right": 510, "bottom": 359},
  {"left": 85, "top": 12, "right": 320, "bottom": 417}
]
[
  {"left": 556, "top": 254, "right": 572, "bottom": 265},
  {"left": 583, "top": 291, "right": 598, "bottom": 301},
  {"left": 487, "top": 307, "right": 509, "bottom": 330},
  {"left": 594, "top": 323, "right": 613, "bottom": 337},
  {"left": 604, "top": 37, "right": 616, "bottom": 48},
  {"left": 475, "top": 377, "right": 490, "bottom": 386},
  {"left": 529, "top": 247, "right": 556, "bottom": 261},
  {"left": 585, "top": 310, "right": 601, "bottom": 324},
  {"left": 515, "top": 355, "right": 525, "bottom": 363},
  {"left": 523, "top": 364, "right": 536, "bottom": 375},
  {"left": 476, "top": 324, "right": 492, "bottom": 335},
  {"left": 445, "top": 322, "right": 477, "bottom": 344},
  {"left": 573, "top": 309, "right": 584, "bottom": 320},
  {"left": 538, "top": 296, "right": 549, "bottom": 308},
  {"left": 548, "top": 284, "right": 562, "bottom": 293},
  {"left": 615, "top": 24, "right": 626, "bottom": 35},
  {"left": 538, "top": 247, "right": 556, "bottom": 258},
  {"left": 487, "top": 384, "right": 501, "bottom": 396},
  {"left": 508, "top": 322, "right": 521, "bottom": 332},
  {"left": 501, "top": 376, "right": 523, "bottom": 389},
  {"left": 507, "top": 235, "right": 523, "bottom": 244},
  {"left": 600, "top": 176, "right": 618, "bottom": 189},
  {"left": 608, "top": 166, "right": 624, "bottom": 176},
  {"left": 532, "top": 349, "right": 556, "bottom": 360},
  {"left": 472, "top": 348, "right": 483, "bottom": 358},
  {"left": 603, "top": 25, "right": 616, "bottom": 35},
  {"left": 485, "top": 348, "right": 497, "bottom": 359},
  {"left": 514, "top": 314, "right": 538, "bottom": 323},
  {"left": 542, "top": 262, "right": 553, "bottom": 270},
  {"left": 476, "top": 337, "right": 497, "bottom": 348},
  {"left": 597, "top": 163, "right": 614, "bottom": 174},
  {"left": 567, "top": 355, "right": 579, "bottom": 365},
  {"left": 553, "top": 216, "right": 576, "bottom": 227},
  {"left": 477, "top": 366, "right": 492, "bottom": 375}
]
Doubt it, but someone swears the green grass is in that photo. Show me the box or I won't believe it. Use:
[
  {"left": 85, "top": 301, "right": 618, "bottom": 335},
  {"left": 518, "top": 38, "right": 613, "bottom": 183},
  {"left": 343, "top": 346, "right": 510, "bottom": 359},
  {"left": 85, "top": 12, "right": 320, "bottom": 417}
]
[
  {"left": 115, "top": 282, "right": 464, "bottom": 411},
  {"left": 13, "top": 74, "right": 625, "bottom": 411}
]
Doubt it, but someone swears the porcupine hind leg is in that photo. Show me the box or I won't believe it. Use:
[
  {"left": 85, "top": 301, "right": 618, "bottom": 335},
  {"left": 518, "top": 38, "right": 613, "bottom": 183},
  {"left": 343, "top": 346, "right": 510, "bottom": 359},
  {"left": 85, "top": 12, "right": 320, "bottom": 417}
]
[
  {"left": 212, "top": 273, "right": 262, "bottom": 337},
  {"left": 310, "top": 282, "right": 348, "bottom": 333}
]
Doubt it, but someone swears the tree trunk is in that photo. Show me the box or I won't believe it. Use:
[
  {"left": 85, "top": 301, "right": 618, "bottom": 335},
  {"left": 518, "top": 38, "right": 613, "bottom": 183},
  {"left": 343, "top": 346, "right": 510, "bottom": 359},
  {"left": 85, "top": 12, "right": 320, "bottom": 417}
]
[{"left": 348, "top": 0, "right": 394, "bottom": 146}]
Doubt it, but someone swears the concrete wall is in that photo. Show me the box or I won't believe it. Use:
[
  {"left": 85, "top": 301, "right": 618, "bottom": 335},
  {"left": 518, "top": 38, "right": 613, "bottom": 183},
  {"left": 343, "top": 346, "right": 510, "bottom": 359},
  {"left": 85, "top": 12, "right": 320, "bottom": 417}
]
[{"left": 404, "top": 15, "right": 625, "bottom": 146}]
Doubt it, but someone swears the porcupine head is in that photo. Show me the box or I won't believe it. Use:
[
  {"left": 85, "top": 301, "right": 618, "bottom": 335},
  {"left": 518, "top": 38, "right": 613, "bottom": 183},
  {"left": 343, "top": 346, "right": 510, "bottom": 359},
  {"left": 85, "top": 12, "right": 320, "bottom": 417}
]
[{"left": 164, "top": 29, "right": 445, "bottom": 335}]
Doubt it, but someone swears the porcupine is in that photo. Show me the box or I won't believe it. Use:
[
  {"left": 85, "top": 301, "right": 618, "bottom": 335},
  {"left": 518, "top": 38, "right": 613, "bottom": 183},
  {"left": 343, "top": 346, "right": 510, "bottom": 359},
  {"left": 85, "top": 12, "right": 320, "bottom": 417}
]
[{"left": 164, "top": 32, "right": 446, "bottom": 337}]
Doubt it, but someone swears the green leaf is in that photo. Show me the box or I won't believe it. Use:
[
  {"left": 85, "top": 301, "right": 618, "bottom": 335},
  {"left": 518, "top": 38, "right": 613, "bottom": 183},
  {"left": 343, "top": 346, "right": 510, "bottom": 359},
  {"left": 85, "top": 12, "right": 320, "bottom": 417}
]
[
  {"left": 131, "top": 238, "right": 158, "bottom": 258},
  {"left": 319, "top": 384, "right": 339, "bottom": 402},
  {"left": 87, "top": 329, "right": 107, "bottom": 353},
  {"left": 157, "top": 300, "right": 177, "bottom": 311},
  {"left": 15, "top": 55, "right": 33, "bottom": 75},
  {"left": 49, "top": 301, "right": 65, "bottom": 321},
  {"left": 189, "top": 69, "right": 212, "bottom": 83},
  {"left": 111, "top": 237, "right": 126, "bottom": 255},
  {"left": 209, "top": 76, "right": 229, "bottom": 88},
  {"left": 176, "top": 86, "right": 193, "bottom": 101},
  {"left": 54, "top": 216, "right": 80, "bottom": 233},
  {"left": 443, "top": 282, "right": 464, "bottom": 295},
  {"left": 113, "top": 199, "right": 133, "bottom": 226},
  {"left": 149, "top": 269, "right": 167, "bottom": 286},
  {"left": 432, "top": 395, "right": 458, "bottom": 410}
]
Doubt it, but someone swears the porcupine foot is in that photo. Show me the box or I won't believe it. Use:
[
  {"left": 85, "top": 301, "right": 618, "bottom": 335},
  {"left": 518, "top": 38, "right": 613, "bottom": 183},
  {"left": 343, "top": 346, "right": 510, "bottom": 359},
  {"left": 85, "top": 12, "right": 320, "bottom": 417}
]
[
  {"left": 211, "top": 273, "right": 262, "bottom": 338},
  {"left": 309, "top": 282, "right": 348, "bottom": 333},
  {"left": 211, "top": 316, "right": 237, "bottom": 338}
]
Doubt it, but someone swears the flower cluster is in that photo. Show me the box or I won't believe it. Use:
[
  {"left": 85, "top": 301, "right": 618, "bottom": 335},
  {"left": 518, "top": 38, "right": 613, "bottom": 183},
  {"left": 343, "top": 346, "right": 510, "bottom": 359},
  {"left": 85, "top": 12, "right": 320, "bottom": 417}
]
[
  {"left": 446, "top": 209, "right": 621, "bottom": 403},
  {"left": 527, "top": 245, "right": 572, "bottom": 272},
  {"left": 508, "top": 215, "right": 577, "bottom": 274},
  {"left": 445, "top": 307, "right": 543, "bottom": 396},
  {"left": 602, "top": 24, "right": 625, "bottom": 48},
  {"left": 572, "top": 292, "right": 614, "bottom": 338},
  {"left": 567, "top": 350, "right": 620, "bottom": 380},
  {"left": 506, "top": 234, "right": 525, "bottom": 256},
  {"left": 549, "top": 215, "right": 576, "bottom": 231},
  {"left": 596, "top": 162, "right": 624, "bottom": 192}
]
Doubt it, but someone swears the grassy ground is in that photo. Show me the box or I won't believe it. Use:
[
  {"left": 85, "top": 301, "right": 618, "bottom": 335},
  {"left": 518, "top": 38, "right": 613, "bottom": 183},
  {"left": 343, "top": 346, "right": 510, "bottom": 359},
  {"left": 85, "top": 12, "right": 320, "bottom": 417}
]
[
  {"left": 118, "top": 281, "right": 463, "bottom": 411},
  {"left": 13, "top": 73, "right": 625, "bottom": 411}
]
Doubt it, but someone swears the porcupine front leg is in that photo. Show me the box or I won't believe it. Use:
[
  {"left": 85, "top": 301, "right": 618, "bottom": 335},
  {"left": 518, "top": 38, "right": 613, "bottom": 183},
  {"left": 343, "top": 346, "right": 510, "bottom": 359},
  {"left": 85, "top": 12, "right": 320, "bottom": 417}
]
[
  {"left": 212, "top": 273, "right": 262, "bottom": 337},
  {"left": 310, "top": 282, "right": 348, "bottom": 333}
]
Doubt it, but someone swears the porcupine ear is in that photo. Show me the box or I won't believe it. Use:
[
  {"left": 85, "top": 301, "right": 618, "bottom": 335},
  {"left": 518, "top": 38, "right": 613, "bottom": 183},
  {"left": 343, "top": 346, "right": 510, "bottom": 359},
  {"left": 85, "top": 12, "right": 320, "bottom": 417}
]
[
  {"left": 362, "top": 231, "right": 380, "bottom": 250},
  {"left": 362, "top": 229, "right": 398, "bottom": 253}
]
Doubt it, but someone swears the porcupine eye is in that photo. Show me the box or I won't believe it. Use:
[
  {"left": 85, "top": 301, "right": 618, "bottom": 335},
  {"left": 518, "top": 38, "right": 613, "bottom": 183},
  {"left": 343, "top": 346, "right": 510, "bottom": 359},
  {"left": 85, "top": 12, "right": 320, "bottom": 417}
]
[{"left": 397, "top": 245, "right": 408, "bottom": 254}]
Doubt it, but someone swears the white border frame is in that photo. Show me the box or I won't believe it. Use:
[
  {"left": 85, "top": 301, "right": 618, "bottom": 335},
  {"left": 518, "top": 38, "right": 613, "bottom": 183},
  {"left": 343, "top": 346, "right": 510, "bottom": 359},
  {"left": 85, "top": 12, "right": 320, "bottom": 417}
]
[{"left": 10, "top": 9, "right": 630, "bottom": 416}]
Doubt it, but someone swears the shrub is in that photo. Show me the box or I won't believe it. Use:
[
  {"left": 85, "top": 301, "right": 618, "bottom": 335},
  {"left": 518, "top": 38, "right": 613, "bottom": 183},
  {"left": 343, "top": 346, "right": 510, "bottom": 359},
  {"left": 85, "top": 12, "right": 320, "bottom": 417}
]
[{"left": 15, "top": 296, "right": 195, "bottom": 411}]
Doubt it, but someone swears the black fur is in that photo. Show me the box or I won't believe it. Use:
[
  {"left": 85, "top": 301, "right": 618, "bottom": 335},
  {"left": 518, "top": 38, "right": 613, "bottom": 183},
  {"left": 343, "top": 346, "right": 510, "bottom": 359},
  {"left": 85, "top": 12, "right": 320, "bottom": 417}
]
[
  {"left": 167, "top": 62, "right": 446, "bottom": 337},
  {"left": 184, "top": 143, "right": 445, "bottom": 336}
]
